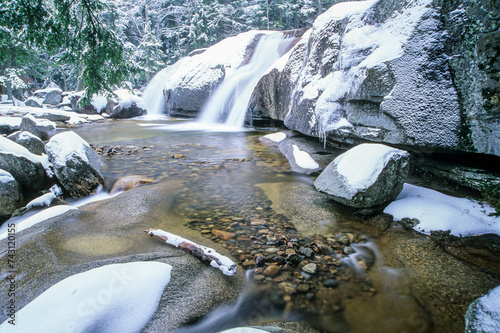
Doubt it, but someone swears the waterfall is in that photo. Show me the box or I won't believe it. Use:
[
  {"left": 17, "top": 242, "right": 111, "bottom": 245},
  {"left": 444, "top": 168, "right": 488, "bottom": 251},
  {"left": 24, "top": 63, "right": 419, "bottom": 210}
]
[{"left": 198, "top": 32, "right": 296, "bottom": 128}]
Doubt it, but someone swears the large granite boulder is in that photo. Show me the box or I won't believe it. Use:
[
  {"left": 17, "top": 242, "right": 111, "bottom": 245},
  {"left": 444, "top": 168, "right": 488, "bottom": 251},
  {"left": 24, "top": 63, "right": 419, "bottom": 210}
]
[
  {"left": 108, "top": 89, "right": 147, "bottom": 119},
  {"left": 249, "top": 0, "right": 499, "bottom": 157},
  {"left": 314, "top": 143, "right": 410, "bottom": 208},
  {"left": 20, "top": 114, "right": 56, "bottom": 141},
  {"left": 0, "top": 169, "right": 23, "bottom": 220},
  {"left": 33, "top": 85, "right": 63, "bottom": 105},
  {"left": 0, "top": 136, "right": 47, "bottom": 192},
  {"left": 465, "top": 285, "right": 500, "bottom": 333},
  {"left": 15, "top": 131, "right": 45, "bottom": 155},
  {"left": 45, "top": 131, "right": 104, "bottom": 198}
]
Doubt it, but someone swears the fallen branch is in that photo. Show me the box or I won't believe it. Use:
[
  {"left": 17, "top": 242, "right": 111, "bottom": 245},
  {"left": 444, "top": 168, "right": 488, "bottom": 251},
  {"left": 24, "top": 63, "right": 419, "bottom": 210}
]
[{"left": 145, "top": 228, "right": 237, "bottom": 276}]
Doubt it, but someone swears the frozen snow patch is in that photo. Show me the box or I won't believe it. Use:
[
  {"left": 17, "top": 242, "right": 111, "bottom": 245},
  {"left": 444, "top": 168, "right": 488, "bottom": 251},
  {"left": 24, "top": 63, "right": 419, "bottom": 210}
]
[
  {"left": 262, "top": 132, "right": 286, "bottom": 143},
  {"left": 292, "top": 145, "right": 319, "bottom": 170},
  {"left": 0, "top": 262, "right": 172, "bottom": 333},
  {"left": 384, "top": 183, "right": 500, "bottom": 237}
]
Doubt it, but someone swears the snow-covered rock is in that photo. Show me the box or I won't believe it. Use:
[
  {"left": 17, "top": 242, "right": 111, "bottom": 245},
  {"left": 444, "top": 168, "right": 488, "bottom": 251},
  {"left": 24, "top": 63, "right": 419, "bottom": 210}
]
[
  {"left": 465, "top": 286, "right": 500, "bottom": 333},
  {"left": 384, "top": 183, "right": 500, "bottom": 237},
  {"left": 0, "top": 116, "right": 21, "bottom": 135},
  {"left": 0, "top": 136, "right": 47, "bottom": 192},
  {"left": 314, "top": 143, "right": 410, "bottom": 208},
  {"left": 0, "top": 262, "right": 172, "bottom": 333},
  {"left": 20, "top": 114, "right": 56, "bottom": 141},
  {"left": 33, "top": 86, "right": 63, "bottom": 105},
  {"left": 145, "top": 30, "right": 269, "bottom": 117},
  {"left": 14, "top": 131, "right": 45, "bottom": 155},
  {"left": 45, "top": 131, "right": 104, "bottom": 198},
  {"left": 0, "top": 169, "right": 23, "bottom": 220},
  {"left": 108, "top": 89, "right": 147, "bottom": 119},
  {"left": 249, "top": 0, "right": 499, "bottom": 157},
  {"left": 24, "top": 96, "right": 44, "bottom": 108}
]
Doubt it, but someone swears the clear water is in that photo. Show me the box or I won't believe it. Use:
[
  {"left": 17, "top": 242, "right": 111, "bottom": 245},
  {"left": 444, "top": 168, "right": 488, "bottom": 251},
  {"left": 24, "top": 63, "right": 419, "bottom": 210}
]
[{"left": 68, "top": 118, "right": 434, "bottom": 332}]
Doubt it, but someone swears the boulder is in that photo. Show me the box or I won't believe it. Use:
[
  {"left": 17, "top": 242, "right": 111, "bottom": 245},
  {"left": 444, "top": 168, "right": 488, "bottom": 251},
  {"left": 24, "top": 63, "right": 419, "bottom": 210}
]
[
  {"left": 45, "top": 131, "right": 104, "bottom": 198},
  {"left": 20, "top": 114, "right": 56, "bottom": 141},
  {"left": 108, "top": 90, "right": 147, "bottom": 119},
  {"left": 0, "top": 117, "right": 21, "bottom": 135},
  {"left": 0, "top": 136, "right": 47, "bottom": 192},
  {"left": 110, "top": 175, "right": 155, "bottom": 194},
  {"left": 33, "top": 86, "right": 63, "bottom": 105},
  {"left": 0, "top": 169, "right": 23, "bottom": 220},
  {"left": 314, "top": 143, "right": 410, "bottom": 208},
  {"left": 248, "top": 0, "right": 499, "bottom": 157},
  {"left": 465, "top": 285, "right": 500, "bottom": 332},
  {"left": 24, "top": 97, "right": 44, "bottom": 108},
  {"left": 15, "top": 131, "right": 45, "bottom": 155}
]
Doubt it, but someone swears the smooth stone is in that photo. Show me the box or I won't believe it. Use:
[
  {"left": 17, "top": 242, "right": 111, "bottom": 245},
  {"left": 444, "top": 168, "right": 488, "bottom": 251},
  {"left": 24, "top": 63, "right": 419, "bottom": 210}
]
[
  {"left": 323, "top": 279, "right": 339, "bottom": 288},
  {"left": 302, "top": 263, "right": 317, "bottom": 274}
]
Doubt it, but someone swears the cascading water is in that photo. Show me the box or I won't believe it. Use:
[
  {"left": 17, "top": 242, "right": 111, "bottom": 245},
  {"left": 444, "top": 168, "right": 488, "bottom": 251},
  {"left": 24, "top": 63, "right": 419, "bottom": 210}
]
[{"left": 198, "top": 32, "right": 296, "bottom": 128}]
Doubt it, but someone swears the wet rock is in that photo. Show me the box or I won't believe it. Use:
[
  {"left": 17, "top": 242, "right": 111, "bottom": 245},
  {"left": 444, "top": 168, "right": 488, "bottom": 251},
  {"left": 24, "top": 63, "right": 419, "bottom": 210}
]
[
  {"left": 297, "top": 283, "right": 310, "bottom": 293},
  {"left": 286, "top": 253, "right": 302, "bottom": 266},
  {"left": 302, "top": 263, "right": 317, "bottom": 274},
  {"left": 314, "top": 144, "right": 410, "bottom": 208},
  {"left": 211, "top": 229, "right": 236, "bottom": 240},
  {"left": 172, "top": 154, "right": 185, "bottom": 159},
  {"left": 343, "top": 246, "right": 356, "bottom": 255},
  {"left": 263, "top": 265, "right": 281, "bottom": 277},
  {"left": 334, "top": 233, "right": 351, "bottom": 246},
  {"left": 110, "top": 175, "right": 155, "bottom": 194},
  {"left": 15, "top": 131, "right": 45, "bottom": 155},
  {"left": 45, "top": 131, "right": 104, "bottom": 198},
  {"left": 323, "top": 279, "right": 339, "bottom": 288},
  {"left": 299, "top": 246, "right": 314, "bottom": 257},
  {"left": 242, "top": 259, "right": 256, "bottom": 269},
  {"left": 0, "top": 169, "right": 23, "bottom": 220},
  {"left": 20, "top": 115, "right": 56, "bottom": 141}
]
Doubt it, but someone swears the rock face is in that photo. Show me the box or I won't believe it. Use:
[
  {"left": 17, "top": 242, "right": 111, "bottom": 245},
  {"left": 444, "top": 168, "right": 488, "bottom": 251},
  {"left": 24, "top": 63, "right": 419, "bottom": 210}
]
[
  {"left": 249, "top": 0, "right": 499, "bottom": 157},
  {"left": 153, "top": 31, "right": 265, "bottom": 117},
  {"left": 20, "top": 114, "right": 56, "bottom": 141},
  {"left": 0, "top": 136, "right": 46, "bottom": 192},
  {"left": 45, "top": 131, "right": 104, "bottom": 197},
  {"left": 314, "top": 143, "right": 410, "bottom": 208},
  {"left": 0, "top": 169, "right": 23, "bottom": 220},
  {"left": 465, "top": 285, "right": 500, "bottom": 332},
  {"left": 15, "top": 131, "right": 45, "bottom": 155}
]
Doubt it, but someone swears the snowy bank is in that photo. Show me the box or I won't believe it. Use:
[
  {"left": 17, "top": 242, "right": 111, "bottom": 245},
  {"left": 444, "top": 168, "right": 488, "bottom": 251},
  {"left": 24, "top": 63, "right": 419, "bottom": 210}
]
[
  {"left": 0, "top": 262, "right": 172, "bottom": 333},
  {"left": 465, "top": 285, "right": 500, "bottom": 333},
  {"left": 384, "top": 183, "right": 500, "bottom": 237}
]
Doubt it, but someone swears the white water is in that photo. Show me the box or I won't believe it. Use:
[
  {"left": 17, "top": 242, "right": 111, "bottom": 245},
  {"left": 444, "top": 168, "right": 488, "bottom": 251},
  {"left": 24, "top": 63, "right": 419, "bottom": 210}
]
[{"left": 198, "top": 32, "right": 294, "bottom": 128}]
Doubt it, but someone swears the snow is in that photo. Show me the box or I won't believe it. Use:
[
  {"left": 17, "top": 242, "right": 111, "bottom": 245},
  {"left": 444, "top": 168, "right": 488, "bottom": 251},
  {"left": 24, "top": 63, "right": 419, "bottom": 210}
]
[
  {"left": 292, "top": 144, "right": 319, "bottom": 169},
  {"left": 24, "top": 114, "right": 56, "bottom": 130},
  {"left": 0, "top": 116, "right": 22, "bottom": 127},
  {"left": 0, "top": 169, "right": 15, "bottom": 183},
  {"left": 34, "top": 87, "right": 62, "bottom": 95},
  {"left": 0, "top": 262, "right": 172, "bottom": 333},
  {"left": 220, "top": 329, "right": 268, "bottom": 333},
  {"left": 384, "top": 183, "right": 500, "bottom": 237},
  {"left": 314, "top": 0, "right": 378, "bottom": 30},
  {"left": 25, "top": 193, "right": 56, "bottom": 210},
  {"left": 45, "top": 131, "right": 91, "bottom": 165},
  {"left": 150, "top": 229, "right": 237, "bottom": 276},
  {"left": 0, "top": 205, "right": 77, "bottom": 240},
  {"left": 335, "top": 143, "right": 408, "bottom": 189},
  {"left": 114, "top": 89, "right": 145, "bottom": 109},
  {"left": 68, "top": 116, "right": 88, "bottom": 125},
  {"left": 0, "top": 136, "right": 52, "bottom": 174},
  {"left": 466, "top": 286, "right": 500, "bottom": 333},
  {"left": 91, "top": 94, "right": 108, "bottom": 113},
  {"left": 262, "top": 132, "right": 286, "bottom": 143}
]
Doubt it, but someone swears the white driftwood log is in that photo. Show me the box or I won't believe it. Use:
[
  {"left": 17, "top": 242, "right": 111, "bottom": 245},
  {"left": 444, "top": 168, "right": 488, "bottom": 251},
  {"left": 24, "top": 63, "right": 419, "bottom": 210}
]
[{"left": 145, "top": 228, "right": 237, "bottom": 276}]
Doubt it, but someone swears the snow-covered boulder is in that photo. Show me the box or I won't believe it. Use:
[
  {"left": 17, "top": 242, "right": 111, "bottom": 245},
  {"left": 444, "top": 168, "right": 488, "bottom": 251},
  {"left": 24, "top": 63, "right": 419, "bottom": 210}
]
[
  {"left": 24, "top": 96, "right": 44, "bottom": 108},
  {"left": 0, "top": 136, "right": 47, "bottom": 192},
  {"left": 314, "top": 143, "right": 410, "bottom": 208},
  {"left": 0, "top": 169, "right": 23, "bottom": 220},
  {"left": 249, "top": 0, "right": 500, "bottom": 157},
  {"left": 45, "top": 131, "right": 104, "bottom": 198},
  {"left": 144, "top": 30, "right": 267, "bottom": 117},
  {"left": 108, "top": 89, "right": 147, "bottom": 119},
  {"left": 33, "top": 86, "right": 63, "bottom": 105},
  {"left": 15, "top": 131, "right": 45, "bottom": 155},
  {"left": 465, "top": 286, "right": 500, "bottom": 333},
  {"left": 20, "top": 114, "right": 56, "bottom": 141},
  {"left": 0, "top": 116, "right": 21, "bottom": 135},
  {"left": 0, "top": 262, "right": 172, "bottom": 333}
]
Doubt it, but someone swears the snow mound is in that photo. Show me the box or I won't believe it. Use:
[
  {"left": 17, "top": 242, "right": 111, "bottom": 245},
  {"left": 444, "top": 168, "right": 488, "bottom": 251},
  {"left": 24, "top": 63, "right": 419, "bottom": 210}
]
[
  {"left": 292, "top": 144, "right": 319, "bottom": 169},
  {"left": 384, "top": 183, "right": 500, "bottom": 236},
  {"left": 0, "top": 262, "right": 172, "bottom": 333},
  {"left": 0, "top": 205, "right": 77, "bottom": 240},
  {"left": 262, "top": 132, "right": 286, "bottom": 143}
]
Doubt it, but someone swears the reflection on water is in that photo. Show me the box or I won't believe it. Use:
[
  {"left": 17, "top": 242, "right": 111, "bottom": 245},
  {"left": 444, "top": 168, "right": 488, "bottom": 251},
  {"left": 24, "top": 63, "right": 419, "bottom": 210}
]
[{"left": 68, "top": 118, "right": 432, "bottom": 332}]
